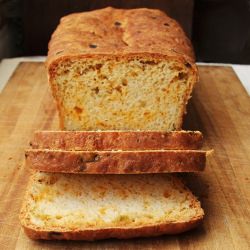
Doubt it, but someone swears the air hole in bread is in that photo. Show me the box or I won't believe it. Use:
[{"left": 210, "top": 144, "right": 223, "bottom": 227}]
[
  {"left": 74, "top": 106, "right": 83, "bottom": 114},
  {"left": 94, "top": 154, "right": 100, "bottom": 161},
  {"left": 178, "top": 72, "right": 188, "bottom": 80},
  {"left": 92, "top": 87, "right": 99, "bottom": 94},
  {"left": 55, "top": 51, "right": 64, "bottom": 55},
  {"left": 95, "top": 64, "right": 103, "bottom": 70},
  {"left": 122, "top": 79, "right": 127, "bottom": 86},
  {"left": 114, "top": 21, "right": 121, "bottom": 26},
  {"left": 140, "top": 60, "right": 159, "bottom": 65},
  {"left": 89, "top": 44, "right": 97, "bottom": 48}
]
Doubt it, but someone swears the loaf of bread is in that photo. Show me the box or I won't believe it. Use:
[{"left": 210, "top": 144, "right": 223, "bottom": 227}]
[
  {"left": 47, "top": 7, "right": 197, "bottom": 131},
  {"left": 25, "top": 149, "right": 207, "bottom": 174},
  {"left": 31, "top": 130, "right": 203, "bottom": 150},
  {"left": 20, "top": 172, "right": 204, "bottom": 240}
]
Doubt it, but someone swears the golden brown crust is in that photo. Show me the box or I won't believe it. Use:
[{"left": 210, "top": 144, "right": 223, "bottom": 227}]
[
  {"left": 22, "top": 218, "right": 203, "bottom": 240},
  {"left": 47, "top": 7, "right": 195, "bottom": 68},
  {"left": 25, "top": 149, "right": 207, "bottom": 174},
  {"left": 31, "top": 130, "right": 203, "bottom": 150}
]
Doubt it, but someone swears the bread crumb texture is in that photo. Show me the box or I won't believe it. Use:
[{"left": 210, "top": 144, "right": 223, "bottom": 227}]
[
  {"left": 21, "top": 173, "right": 203, "bottom": 231},
  {"left": 47, "top": 7, "right": 197, "bottom": 131},
  {"left": 53, "top": 59, "right": 194, "bottom": 130}
]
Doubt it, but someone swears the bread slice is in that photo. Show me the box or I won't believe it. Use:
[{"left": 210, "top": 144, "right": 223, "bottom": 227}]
[
  {"left": 30, "top": 130, "right": 203, "bottom": 151},
  {"left": 47, "top": 7, "right": 197, "bottom": 131},
  {"left": 25, "top": 149, "right": 207, "bottom": 174},
  {"left": 20, "top": 172, "right": 204, "bottom": 240}
]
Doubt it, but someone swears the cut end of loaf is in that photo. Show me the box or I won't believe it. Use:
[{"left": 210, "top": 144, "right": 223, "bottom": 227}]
[
  {"left": 20, "top": 173, "right": 204, "bottom": 240},
  {"left": 49, "top": 56, "right": 196, "bottom": 131}
]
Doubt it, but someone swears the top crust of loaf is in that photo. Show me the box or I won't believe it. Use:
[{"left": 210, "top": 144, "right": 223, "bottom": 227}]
[{"left": 47, "top": 7, "right": 196, "bottom": 71}]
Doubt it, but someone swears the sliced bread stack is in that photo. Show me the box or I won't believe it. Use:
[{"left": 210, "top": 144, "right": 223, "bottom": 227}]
[
  {"left": 25, "top": 130, "right": 207, "bottom": 174},
  {"left": 20, "top": 130, "right": 209, "bottom": 240}
]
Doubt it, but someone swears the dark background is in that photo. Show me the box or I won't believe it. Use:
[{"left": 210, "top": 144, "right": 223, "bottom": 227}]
[{"left": 0, "top": 0, "right": 250, "bottom": 63}]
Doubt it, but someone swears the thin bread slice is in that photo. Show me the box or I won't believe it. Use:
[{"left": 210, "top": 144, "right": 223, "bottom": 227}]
[
  {"left": 30, "top": 130, "right": 203, "bottom": 151},
  {"left": 20, "top": 172, "right": 204, "bottom": 240},
  {"left": 25, "top": 149, "right": 207, "bottom": 174}
]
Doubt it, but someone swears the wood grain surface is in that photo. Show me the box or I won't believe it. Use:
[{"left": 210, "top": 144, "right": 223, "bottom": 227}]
[{"left": 0, "top": 62, "right": 249, "bottom": 249}]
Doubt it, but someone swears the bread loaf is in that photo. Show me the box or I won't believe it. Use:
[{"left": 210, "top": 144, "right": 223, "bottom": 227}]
[{"left": 47, "top": 7, "right": 197, "bottom": 131}]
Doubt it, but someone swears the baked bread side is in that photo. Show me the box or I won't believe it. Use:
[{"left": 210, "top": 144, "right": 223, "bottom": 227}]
[
  {"left": 47, "top": 7, "right": 198, "bottom": 131},
  {"left": 20, "top": 172, "right": 204, "bottom": 240},
  {"left": 25, "top": 149, "right": 207, "bottom": 174},
  {"left": 30, "top": 130, "right": 203, "bottom": 150}
]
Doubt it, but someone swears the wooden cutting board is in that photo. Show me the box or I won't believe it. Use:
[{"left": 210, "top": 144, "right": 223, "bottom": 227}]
[{"left": 0, "top": 62, "right": 249, "bottom": 249}]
